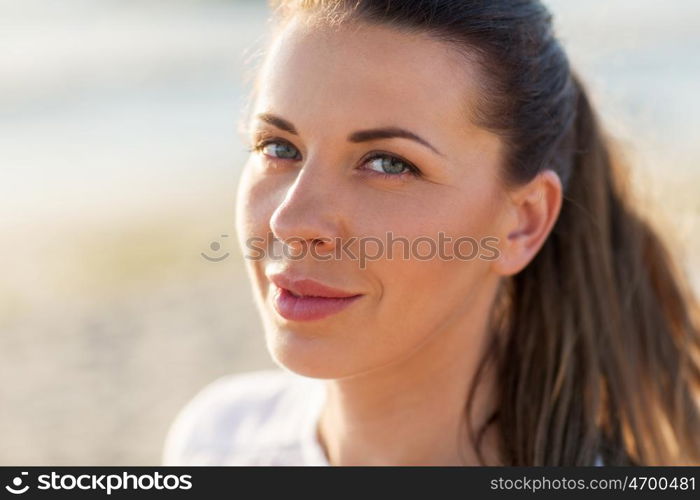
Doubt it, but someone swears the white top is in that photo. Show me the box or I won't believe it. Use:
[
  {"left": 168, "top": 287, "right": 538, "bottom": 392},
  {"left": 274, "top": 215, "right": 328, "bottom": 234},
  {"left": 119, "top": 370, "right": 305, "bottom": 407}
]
[
  {"left": 162, "top": 369, "right": 329, "bottom": 465},
  {"left": 162, "top": 368, "right": 605, "bottom": 466}
]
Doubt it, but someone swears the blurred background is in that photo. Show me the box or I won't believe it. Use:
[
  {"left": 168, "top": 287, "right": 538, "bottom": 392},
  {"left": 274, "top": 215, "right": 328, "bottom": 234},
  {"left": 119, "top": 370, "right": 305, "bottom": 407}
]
[{"left": 1, "top": 0, "right": 698, "bottom": 465}]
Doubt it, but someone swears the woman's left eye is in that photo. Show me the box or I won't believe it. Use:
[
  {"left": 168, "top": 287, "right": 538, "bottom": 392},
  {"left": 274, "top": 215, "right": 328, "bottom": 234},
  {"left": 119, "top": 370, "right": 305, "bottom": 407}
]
[{"left": 362, "top": 154, "right": 421, "bottom": 178}]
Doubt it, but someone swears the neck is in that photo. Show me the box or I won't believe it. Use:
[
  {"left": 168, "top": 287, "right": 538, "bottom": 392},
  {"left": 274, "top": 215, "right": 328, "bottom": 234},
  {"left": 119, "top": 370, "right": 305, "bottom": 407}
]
[{"left": 316, "top": 286, "right": 501, "bottom": 466}]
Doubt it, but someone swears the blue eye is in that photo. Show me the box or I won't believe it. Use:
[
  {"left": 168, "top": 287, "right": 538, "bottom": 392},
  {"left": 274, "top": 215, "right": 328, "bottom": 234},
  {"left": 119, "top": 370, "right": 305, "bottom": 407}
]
[
  {"left": 363, "top": 154, "right": 419, "bottom": 177},
  {"left": 251, "top": 139, "right": 301, "bottom": 161}
]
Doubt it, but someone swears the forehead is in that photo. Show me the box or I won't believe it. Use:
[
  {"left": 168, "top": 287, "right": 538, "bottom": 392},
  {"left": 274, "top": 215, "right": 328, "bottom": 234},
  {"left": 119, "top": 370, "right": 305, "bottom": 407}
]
[{"left": 254, "top": 17, "right": 484, "bottom": 138}]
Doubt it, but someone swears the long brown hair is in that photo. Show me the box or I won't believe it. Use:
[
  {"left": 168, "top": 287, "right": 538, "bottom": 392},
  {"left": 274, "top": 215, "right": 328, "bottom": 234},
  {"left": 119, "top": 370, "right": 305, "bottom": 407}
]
[{"left": 266, "top": 0, "right": 700, "bottom": 465}]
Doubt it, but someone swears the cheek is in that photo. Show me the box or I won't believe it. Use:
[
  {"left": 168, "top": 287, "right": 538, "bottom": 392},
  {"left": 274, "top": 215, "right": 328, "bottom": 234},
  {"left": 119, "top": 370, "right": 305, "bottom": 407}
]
[
  {"left": 235, "top": 163, "right": 281, "bottom": 304},
  {"left": 235, "top": 161, "right": 258, "bottom": 244},
  {"left": 363, "top": 184, "right": 502, "bottom": 328},
  {"left": 235, "top": 161, "right": 283, "bottom": 252}
]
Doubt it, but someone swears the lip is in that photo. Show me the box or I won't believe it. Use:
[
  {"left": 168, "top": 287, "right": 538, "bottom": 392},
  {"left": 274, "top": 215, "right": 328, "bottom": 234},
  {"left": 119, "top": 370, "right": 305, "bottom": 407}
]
[
  {"left": 267, "top": 273, "right": 363, "bottom": 321},
  {"left": 268, "top": 274, "right": 359, "bottom": 298}
]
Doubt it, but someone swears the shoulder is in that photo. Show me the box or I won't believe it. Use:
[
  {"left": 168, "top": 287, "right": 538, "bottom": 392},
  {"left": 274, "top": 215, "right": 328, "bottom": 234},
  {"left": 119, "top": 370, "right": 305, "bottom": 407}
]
[{"left": 162, "top": 369, "right": 324, "bottom": 465}]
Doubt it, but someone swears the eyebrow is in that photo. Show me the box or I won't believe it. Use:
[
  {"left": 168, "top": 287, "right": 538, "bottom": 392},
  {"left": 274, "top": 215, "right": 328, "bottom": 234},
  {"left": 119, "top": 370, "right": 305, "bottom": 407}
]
[{"left": 255, "top": 112, "right": 445, "bottom": 157}]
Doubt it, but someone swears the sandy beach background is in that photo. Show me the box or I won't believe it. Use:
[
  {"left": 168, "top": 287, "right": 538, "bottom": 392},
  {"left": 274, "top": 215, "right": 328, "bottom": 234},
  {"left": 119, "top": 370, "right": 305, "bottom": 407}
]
[{"left": 1, "top": 0, "right": 698, "bottom": 464}]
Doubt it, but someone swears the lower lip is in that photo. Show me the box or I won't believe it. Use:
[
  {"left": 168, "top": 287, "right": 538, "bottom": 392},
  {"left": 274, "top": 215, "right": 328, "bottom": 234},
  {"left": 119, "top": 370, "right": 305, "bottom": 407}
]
[{"left": 271, "top": 286, "right": 362, "bottom": 321}]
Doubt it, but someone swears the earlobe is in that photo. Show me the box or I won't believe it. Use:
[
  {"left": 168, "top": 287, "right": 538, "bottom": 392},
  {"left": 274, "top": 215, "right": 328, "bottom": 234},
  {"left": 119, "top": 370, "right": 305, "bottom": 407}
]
[{"left": 491, "top": 170, "right": 563, "bottom": 276}]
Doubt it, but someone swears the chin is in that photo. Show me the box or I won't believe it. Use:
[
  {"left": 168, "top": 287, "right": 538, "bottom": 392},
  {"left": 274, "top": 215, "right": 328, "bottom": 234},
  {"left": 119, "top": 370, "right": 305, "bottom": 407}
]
[{"left": 263, "top": 325, "right": 364, "bottom": 380}]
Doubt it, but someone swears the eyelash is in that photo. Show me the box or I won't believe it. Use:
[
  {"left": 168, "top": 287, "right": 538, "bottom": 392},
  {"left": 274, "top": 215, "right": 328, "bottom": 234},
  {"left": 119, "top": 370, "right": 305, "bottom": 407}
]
[{"left": 246, "top": 138, "right": 423, "bottom": 180}]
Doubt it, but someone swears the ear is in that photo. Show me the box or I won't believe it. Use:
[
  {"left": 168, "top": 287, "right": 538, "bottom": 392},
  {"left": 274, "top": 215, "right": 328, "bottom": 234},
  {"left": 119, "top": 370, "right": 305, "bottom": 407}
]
[{"left": 491, "top": 169, "right": 563, "bottom": 276}]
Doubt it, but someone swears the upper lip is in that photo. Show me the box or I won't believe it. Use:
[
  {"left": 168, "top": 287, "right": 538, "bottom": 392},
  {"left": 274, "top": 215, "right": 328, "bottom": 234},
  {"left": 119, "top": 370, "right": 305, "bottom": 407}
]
[{"left": 268, "top": 273, "right": 361, "bottom": 298}]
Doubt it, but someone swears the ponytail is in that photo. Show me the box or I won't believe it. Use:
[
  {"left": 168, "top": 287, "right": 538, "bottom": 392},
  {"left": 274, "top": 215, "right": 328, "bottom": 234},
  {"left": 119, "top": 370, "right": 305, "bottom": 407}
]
[{"left": 492, "top": 76, "right": 700, "bottom": 465}]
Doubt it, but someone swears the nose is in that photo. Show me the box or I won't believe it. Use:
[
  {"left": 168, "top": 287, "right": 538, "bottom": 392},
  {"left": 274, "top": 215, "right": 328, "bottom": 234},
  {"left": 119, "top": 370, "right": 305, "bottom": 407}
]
[{"left": 269, "top": 163, "right": 342, "bottom": 257}]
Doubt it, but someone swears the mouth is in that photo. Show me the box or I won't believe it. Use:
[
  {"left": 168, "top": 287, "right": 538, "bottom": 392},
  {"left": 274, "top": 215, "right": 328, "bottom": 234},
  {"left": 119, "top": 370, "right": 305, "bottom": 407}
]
[
  {"left": 271, "top": 286, "right": 363, "bottom": 322},
  {"left": 266, "top": 274, "right": 363, "bottom": 322}
]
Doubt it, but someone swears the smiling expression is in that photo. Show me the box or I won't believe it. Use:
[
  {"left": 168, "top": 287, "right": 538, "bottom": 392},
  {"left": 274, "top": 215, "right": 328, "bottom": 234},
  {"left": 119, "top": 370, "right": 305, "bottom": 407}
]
[{"left": 235, "top": 17, "right": 513, "bottom": 378}]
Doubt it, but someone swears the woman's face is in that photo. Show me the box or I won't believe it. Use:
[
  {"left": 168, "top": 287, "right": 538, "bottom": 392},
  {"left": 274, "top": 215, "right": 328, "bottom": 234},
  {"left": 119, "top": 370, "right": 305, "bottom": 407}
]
[{"left": 236, "top": 17, "right": 511, "bottom": 378}]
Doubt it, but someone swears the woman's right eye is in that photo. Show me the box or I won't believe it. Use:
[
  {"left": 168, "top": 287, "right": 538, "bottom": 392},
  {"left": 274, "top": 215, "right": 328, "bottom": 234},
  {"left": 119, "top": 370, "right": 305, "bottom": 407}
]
[{"left": 252, "top": 140, "right": 301, "bottom": 161}]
